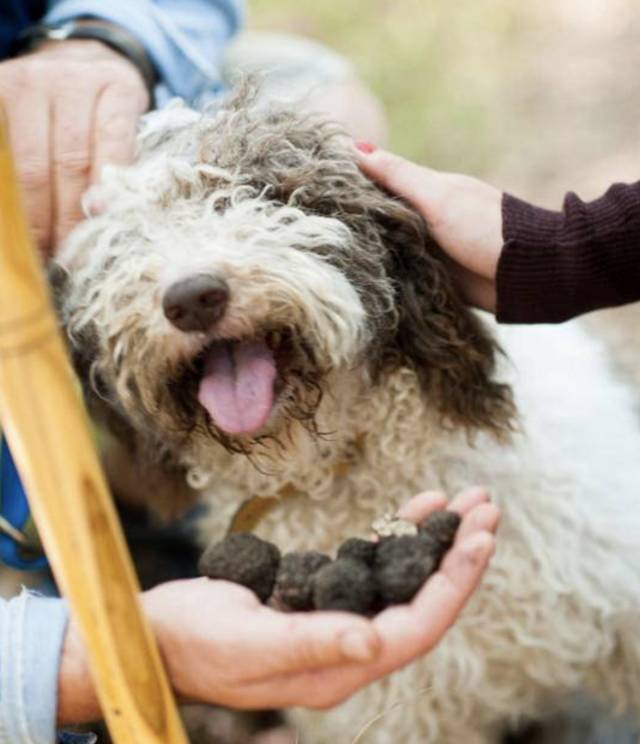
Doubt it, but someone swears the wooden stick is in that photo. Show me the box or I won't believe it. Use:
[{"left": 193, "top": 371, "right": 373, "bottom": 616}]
[{"left": 0, "top": 104, "right": 189, "bottom": 744}]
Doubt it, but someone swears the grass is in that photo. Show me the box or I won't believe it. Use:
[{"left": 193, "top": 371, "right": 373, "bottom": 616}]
[
  {"left": 249, "top": 0, "right": 640, "bottom": 203},
  {"left": 249, "top": 0, "right": 534, "bottom": 173}
]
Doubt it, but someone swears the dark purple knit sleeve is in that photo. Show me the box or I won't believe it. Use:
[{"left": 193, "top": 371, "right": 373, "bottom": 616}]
[{"left": 496, "top": 182, "right": 640, "bottom": 323}]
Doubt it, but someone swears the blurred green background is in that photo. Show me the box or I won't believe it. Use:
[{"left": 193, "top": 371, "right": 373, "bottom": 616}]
[{"left": 250, "top": 0, "right": 640, "bottom": 205}]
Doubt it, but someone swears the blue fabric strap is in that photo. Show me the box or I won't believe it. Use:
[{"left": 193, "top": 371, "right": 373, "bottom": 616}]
[{"left": 0, "top": 437, "right": 48, "bottom": 570}]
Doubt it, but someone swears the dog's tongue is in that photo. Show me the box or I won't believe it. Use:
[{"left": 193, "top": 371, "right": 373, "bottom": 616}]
[{"left": 197, "top": 340, "right": 277, "bottom": 436}]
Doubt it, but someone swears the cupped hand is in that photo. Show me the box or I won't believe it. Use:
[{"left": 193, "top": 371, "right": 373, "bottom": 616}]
[
  {"left": 145, "top": 487, "right": 497, "bottom": 711},
  {"left": 355, "top": 145, "right": 503, "bottom": 313},
  {"left": 0, "top": 39, "right": 148, "bottom": 255},
  {"left": 58, "top": 488, "right": 498, "bottom": 722}
]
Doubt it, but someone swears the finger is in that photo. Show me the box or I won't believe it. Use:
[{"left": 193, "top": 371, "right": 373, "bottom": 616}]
[
  {"left": 455, "top": 502, "right": 500, "bottom": 543},
  {"left": 434, "top": 531, "right": 496, "bottom": 603},
  {"left": 396, "top": 490, "right": 447, "bottom": 522},
  {"left": 5, "top": 93, "right": 52, "bottom": 252},
  {"left": 374, "top": 531, "right": 496, "bottom": 667},
  {"left": 446, "top": 486, "right": 490, "bottom": 516},
  {"left": 52, "top": 86, "right": 95, "bottom": 249},
  {"left": 92, "top": 80, "right": 147, "bottom": 184},
  {"left": 353, "top": 144, "right": 433, "bottom": 202}
]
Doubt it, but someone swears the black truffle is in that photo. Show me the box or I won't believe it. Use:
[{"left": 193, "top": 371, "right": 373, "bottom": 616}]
[
  {"left": 374, "top": 535, "right": 437, "bottom": 605},
  {"left": 419, "top": 510, "right": 461, "bottom": 554},
  {"left": 336, "top": 537, "right": 377, "bottom": 566},
  {"left": 199, "top": 533, "right": 281, "bottom": 603},
  {"left": 273, "top": 551, "right": 331, "bottom": 611},
  {"left": 313, "top": 559, "right": 377, "bottom": 615}
]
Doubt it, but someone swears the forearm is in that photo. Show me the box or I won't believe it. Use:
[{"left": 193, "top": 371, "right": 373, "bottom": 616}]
[{"left": 497, "top": 182, "right": 640, "bottom": 323}]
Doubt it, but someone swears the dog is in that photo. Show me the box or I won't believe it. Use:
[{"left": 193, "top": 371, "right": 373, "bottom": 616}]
[{"left": 53, "top": 85, "right": 640, "bottom": 743}]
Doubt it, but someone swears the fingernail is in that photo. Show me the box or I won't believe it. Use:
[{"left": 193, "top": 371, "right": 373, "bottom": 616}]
[
  {"left": 340, "top": 629, "right": 378, "bottom": 662},
  {"left": 354, "top": 140, "right": 377, "bottom": 154}
]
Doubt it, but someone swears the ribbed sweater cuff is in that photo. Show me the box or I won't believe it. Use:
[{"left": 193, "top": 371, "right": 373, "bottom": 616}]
[
  {"left": 497, "top": 185, "right": 640, "bottom": 324},
  {"left": 496, "top": 195, "right": 564, "bottom": 323}
]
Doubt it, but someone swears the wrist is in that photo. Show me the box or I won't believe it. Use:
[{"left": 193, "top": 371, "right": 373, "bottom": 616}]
[
  {"left": 140, "top": 586, "right": 183, "bottom": 699},
  {"left": 57, "top": 619, "right": 101, "bottom": 725},
  {"left": 141, "top": 580, "right": 212, "bottom": 705}
]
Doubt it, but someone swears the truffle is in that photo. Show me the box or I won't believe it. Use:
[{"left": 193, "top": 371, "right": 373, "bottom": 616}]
[
  {"left": 273, "top": 551, "right": 331, "bottom": 611},
  {"left": 419, "top": 510, "right": 461, "bottom": 554},
  {"left": 374, "top": 535, "right": 437, "bottom": 605},
  {"left": 198, "top": 510, "right": 462, "bottom": 614},
  {"left": 337, "top": 537, "right": 377, "bottom": 566},
  {"left": 313, "top": 559, "right": 377, "bottom": 615},
  {"left": 199, "top": 533, "right": 281, "bottom": 603}
]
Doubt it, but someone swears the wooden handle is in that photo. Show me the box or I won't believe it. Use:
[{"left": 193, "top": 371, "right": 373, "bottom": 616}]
[{"left": 0, "top": 105, "right": 189, "bottom": 744}]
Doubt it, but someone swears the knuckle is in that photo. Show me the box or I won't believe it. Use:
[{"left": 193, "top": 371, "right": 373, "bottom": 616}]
[
  {"left": 54, "top": 151, "right": 91, "bottom": 178},
  {"left": 288, "top": 624, "right": 327, "bottom": 669},
  {"left": 0, "top": 63, "right": 27, "bottom": 95},
  {"left": 17, "top": 160, "right": 49, "bottom": 190},
  {"left": 12, "top": 58, "right": 50, "bottom": 86},
  {"left": 385, "top": 156, "right": 413, "bottom": 186},
  {"left": 31, "top": 227, "right": 50, "bottom": 252},
  {"left": 102, "top": 61, "right": 144, "bottom": 89},
  {"left": 98, "top": 110, "right": 135, "bottom": 141}
]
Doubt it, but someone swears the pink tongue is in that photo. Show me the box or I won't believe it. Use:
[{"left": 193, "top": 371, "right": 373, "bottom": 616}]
[{"left": 197, "top": 340, "right": 277, "bottom": 436}]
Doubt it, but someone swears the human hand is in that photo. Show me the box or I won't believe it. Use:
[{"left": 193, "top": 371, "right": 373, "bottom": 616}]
[
  {"left": 144, "top": 487, "right": 497, "bottom": 711},
  {"left": 0, "top": 37, "right": 148, "bottom": 255},
  {"left": 223, "top": 486, "right": 498, "bottom": 711},
  {"left": 57, "top": 487, "right": 497, "bottom": 721},
  {"left": 355, "top": 144, "right": 503, "bottom": 313}
]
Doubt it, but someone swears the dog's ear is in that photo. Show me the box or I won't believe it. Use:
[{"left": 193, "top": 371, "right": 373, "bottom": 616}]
[{"left": 375, "top": 199, "right": 515, "bottom": 436}]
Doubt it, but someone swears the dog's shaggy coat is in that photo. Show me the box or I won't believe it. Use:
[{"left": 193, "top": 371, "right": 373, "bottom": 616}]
[{"left": 54, "top": 88, "right": 640, "bottom": 743}]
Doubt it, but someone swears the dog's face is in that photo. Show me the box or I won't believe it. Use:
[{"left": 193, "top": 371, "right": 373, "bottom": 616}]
[{"left": 54, "top": 87, "right": 513, "bottom": 468}]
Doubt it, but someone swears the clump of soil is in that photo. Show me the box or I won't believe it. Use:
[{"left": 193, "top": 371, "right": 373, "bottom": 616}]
[{"left": 199, "top": 510, "right": 461, "bottom": 615}]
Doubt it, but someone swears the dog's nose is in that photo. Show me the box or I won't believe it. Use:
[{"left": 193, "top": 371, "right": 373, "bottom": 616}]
[{"left": 162, "top": 274, "right": 230, "bottom": 332}]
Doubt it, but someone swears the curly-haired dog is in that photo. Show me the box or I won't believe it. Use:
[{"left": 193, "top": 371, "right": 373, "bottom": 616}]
[{"left": 53, "top": 88, "right": 640, "bottom": 743}]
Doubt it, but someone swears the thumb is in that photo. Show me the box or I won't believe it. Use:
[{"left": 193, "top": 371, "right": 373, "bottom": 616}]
[{"left": 255, "top": 611, "right": 381, "bottom": 675}]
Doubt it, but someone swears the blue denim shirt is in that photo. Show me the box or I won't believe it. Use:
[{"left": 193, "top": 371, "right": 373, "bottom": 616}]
[
  {"left": 45, "top": 0, "right": 245, "bottom": 106},
  {"left": 0, "top": 2, "right": 243, "bottom": 741}
]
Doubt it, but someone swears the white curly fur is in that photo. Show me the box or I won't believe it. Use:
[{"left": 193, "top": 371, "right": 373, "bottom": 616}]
[
  {"left": 190, "top": 321, "right": 640, "bottom": 743},
  {"left": 57, "top": 100, "right": 640, "bottom": 743}
]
